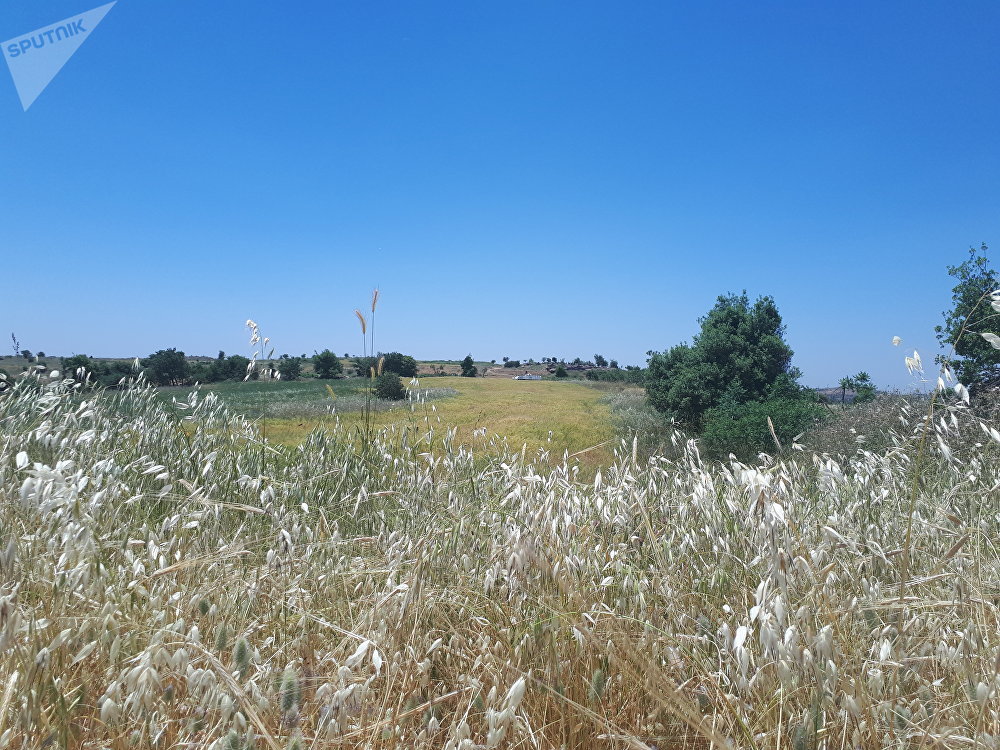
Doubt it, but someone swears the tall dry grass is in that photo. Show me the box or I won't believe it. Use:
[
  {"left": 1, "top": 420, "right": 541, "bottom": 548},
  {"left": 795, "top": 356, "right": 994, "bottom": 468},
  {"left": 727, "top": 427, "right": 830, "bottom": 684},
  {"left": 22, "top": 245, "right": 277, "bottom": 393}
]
[{"left": 0, "top": 361, "right": 999, "bottom": 748}]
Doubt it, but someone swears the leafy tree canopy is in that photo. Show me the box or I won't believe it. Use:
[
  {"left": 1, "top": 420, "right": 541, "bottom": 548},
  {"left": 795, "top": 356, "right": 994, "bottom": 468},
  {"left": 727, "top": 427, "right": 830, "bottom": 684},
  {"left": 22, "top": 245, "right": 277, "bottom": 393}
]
[
  {"left": 353, "top": 352, "right": 417, "bottom": 378},
  {"left": 142, "top": 349, "right": 190, "bottom": 386},
  {"left": 61, "top": 354, "right": 94, "bottom": 375},
  {"left": 646, "top": 292, "right": 796, "bottom": 427},
  {"left": 374, "top": 371, "right": 406, "bottom": 400},
  {"left": 208, "top": 354, "right": 250, "bottom": 382},
  {"left": 313, "top": 349, "right": 343, "bottom": 379},
  {"left": 935, "top": 243, "right": 1000, "bottom": 386},
  {"left": 838, "top": 371, "right": 876, "bottom": 404},
  {"left": 460, "top": 354, "right": 477, "bottom": 377},
  {"left": 277, "top": 356, "right": 302, "bottom": 381}
]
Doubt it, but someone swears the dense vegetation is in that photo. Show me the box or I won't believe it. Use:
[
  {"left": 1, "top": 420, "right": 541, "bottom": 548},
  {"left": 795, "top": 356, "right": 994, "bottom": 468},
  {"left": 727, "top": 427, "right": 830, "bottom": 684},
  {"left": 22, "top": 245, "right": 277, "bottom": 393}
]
[
  {"left": 936, "top": 242, "right": 1000, "bottom": 387},
  {"left": 1, "top": 360, "right": 998, "bottom": 747},
  {"left": 352, "top": 352, "right": 418, "bottom": 378},
  {"left": 312, "top": 350, "right": 343, "bottom": 379},
  {"left": 585, "top": 368, "right": 646, "bottom": 384},
  {"left": 646, "top": 293, "right": 823, "bottom": 459}
]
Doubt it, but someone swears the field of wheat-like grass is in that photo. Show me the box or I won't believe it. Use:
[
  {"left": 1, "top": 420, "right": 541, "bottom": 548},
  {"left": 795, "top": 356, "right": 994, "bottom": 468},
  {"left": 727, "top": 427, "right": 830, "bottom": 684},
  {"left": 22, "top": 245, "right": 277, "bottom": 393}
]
[
  {"left": 329, "top": 376, "right": 616, "bottom": 469},
  {"left": 1, "top": 374, "right": 998, "bottom": 749}
]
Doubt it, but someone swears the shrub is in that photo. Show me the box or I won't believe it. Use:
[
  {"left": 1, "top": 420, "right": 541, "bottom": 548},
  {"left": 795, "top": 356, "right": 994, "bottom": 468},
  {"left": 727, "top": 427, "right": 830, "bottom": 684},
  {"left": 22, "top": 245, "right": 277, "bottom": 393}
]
[
  {"left": 701, "top": 395, "right": 825, "bottom": 460},
  {"left": 585, "top": 368, "right": 645, "bottom": 384},
  {"left": 58, "top": 356, "right": 139, "bottom": 388},
  {"left": 61, "top": 354, "right": 96, "bottom": 381},
  {"left": 503, "top": 360, "right": 521, "bottom": 369},
  {"left": 353, "top": 352, "right": 417, "bottom": 378},
  {"left": 555, "top": 365, "right": 567, "bottom": 378},
  {"left": 374, "top": 371, "right": 406, "bottom": 400},
  {"left": 277, "top": 357, "right": 303, "bottom": 381},
  {"left": 205, "top": 354, "right": 251, "bottom": 383}
]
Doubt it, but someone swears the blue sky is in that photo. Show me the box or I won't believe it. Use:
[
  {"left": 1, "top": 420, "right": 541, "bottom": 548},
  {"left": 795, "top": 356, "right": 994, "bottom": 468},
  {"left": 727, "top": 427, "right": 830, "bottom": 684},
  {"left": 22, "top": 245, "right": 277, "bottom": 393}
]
[{"left": 2, "top": 1, "right": 998, "bottom": 388}]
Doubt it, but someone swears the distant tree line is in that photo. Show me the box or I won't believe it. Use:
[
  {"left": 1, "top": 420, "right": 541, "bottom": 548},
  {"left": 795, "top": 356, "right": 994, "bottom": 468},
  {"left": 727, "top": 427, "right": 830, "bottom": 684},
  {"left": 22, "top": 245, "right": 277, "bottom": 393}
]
[
  {"left": 498, "top": 355, "right": 624, "bottom": 370},
  {"left": 50, "top": 348, "right": 354, "bottom": 388}
]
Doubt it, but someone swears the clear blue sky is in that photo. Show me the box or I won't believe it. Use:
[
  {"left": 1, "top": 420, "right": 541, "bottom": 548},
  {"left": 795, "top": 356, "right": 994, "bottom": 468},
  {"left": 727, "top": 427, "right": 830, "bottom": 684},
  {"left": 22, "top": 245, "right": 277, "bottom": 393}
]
[{"left": 3, "top": 1, "right": 998, "bottom": 388}]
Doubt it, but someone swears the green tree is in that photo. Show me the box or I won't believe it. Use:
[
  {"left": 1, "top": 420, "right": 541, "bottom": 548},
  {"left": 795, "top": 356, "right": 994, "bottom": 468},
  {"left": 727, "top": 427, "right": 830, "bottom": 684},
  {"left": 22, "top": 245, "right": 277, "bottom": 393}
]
[
  {"left": 353, "top": 352, "right": 417, "bottom": 378},
  {"left": 227, "top": 355, "right": 251, "bottom": 381},
  {"left": 460, "top": 354, "right": 477, "bottom": 377},
  {"left": 838, "top": 376, "right": 852, "bottom": 405},
  {"left": 313, "top": 349, "right": 343, "bottom": 379},
  {"left": 555, "top": 365, "right": 568, "bottom": 378},
  {"left": 205, "top": 354, "right": 250, "bottom": 382},
  {"left": 647, "top": 293, "right": 795, "bottom": 427},
  {"left": 935, "top": 243, "right": 1000, "bottom": 386},
  {"left": 98, "top": 359, "right": 138, "bottom": 388},
  {"left": 277, "top": 356, "right": 302, "bottom": 381},
  {"left": 837, "top": 372, "right": 876, "bottom": 405},
  {"left": 374, "top": 371, "right": 406, "bottom": 400},
  {"left": 850, "top": 371, "right": 876, "bottom": 403},
  {"left": 647, "top": 292, "right": 821, "bottom": 456},
  {"left": 594, "top": 354, "right": 608, "bottom": 367},
  {"left": 142, "top": 349, "right": 190, "bottom": 386},
  {"left": 382, "top": 352, "right": 417, "bottom": 377},
  {"left": 61, "top": 354, "right": 97, "bottom": 382},
  {"left": 20, "top": 350, "right": 32, "bottom": 361}
]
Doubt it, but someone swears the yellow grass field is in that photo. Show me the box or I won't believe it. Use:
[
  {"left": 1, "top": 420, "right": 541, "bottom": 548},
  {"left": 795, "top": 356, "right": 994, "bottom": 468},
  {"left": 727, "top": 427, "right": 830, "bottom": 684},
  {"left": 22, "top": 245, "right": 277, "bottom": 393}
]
[{"left": 268, "top": 376, "right": 617, "bottom": 467}]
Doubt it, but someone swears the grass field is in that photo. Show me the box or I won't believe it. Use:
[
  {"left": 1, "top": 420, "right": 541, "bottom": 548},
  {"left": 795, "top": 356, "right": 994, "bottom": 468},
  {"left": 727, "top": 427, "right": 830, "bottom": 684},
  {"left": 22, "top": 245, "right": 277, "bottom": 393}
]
[
  {"left": 265, "top": 376, "right": 616, "bottom": 467},
  {"left": 157, "top": 376, "right": 617, "bottom": 468}
]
